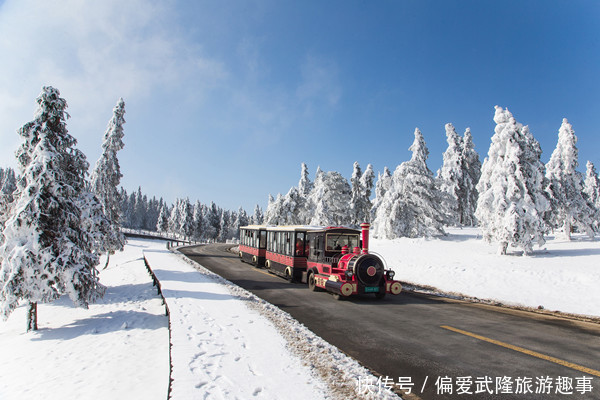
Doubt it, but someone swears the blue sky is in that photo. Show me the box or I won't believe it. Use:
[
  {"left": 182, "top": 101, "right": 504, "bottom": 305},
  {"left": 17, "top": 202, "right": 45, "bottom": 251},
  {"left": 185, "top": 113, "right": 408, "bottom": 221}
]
[{"left": 0, "top": 0, "right": 598, "bottom": 212}]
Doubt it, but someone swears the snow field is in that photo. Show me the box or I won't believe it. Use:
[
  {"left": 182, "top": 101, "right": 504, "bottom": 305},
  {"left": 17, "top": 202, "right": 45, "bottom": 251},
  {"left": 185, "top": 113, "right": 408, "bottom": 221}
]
[
  {"left": 0, "top": 239, "right": 170, "bottom": 400},
  {"left": 373, "top": 227, "right": 600, "bottom": 318},
  {"left": 148, "top": 246, "right": 400, "bottom": 400}
]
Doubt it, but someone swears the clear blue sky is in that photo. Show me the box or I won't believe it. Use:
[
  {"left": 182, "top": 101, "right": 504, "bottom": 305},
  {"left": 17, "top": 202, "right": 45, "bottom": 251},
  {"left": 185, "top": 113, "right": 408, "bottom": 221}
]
[{"left": 0, "top": 0, "right": 598, "bottom": 212}]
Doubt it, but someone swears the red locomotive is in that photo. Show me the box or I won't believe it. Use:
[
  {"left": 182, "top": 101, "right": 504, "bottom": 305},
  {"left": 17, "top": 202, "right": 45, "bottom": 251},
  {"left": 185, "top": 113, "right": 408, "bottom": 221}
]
[{"left": 239, "top": 223, "right": 402, "bottom": 300}]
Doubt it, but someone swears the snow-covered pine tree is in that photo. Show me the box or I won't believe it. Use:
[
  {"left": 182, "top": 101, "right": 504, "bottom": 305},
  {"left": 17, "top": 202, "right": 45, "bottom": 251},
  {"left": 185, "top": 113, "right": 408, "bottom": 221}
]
[
  {"left": 583, "top": 161, "right": 600, "bottom": 230},
  {"left": 156, "top": 203, "right": 170, "bottom": 234},
  {"left": 218, "top": 210, "right": 230, "bottom": 242},
  {"left": 310, "top": 171, "right": 353, "bottom": 226},
  {"left": 0, "top": 167, "right": 17, "bottom": 231},
  {"left": 359, "top": 164, "right": 375, "bottom": 223},
  {"left": 350, "top": 162, "right": 363, "bottom": 226},
  {"left": 281, "top": 186, "right": 302, "bottom": 225},
  {"left": 0, "top": 86, "right": 105, "bottom": 330},
  {"left": 544, "top": 119, "right": 595, "bottom": 239},
  {"left": 437, "top": 123, "right": 463, "bottom": 225},
  {"left": 233, "top": 207, "right": 249, "bottom": 238},
  {"left": 265, "top": 193, "right": 284, "bottom": 225},
  {"left": 179, "top": 198, "right": 194, "bottom": 239},
  {"left": 251, "top": 204, "right": 264, "bottom": 225},
  {"left": 475, "top": 106, "right": 549, "bottom": 255},
  {"left": 371, "top": 167, "right": 392, "bottom": 221},
  {"left": 373, "top": 128, "right": 446, "bottom": 239},
  {"left": 305, "top": 167, "right": 325, "bottom": 225},
  {"left": 90, "top": 98, "right": 126, "bottom": 268},
  {"left": 461, "top": 128, "right": 481, "bottom": 226},
  {"left": 203, "top": 202, "right": 221, "bottom": 242},
  {"left": 297, "top": 163, "right": 313, "bottom": 224}
]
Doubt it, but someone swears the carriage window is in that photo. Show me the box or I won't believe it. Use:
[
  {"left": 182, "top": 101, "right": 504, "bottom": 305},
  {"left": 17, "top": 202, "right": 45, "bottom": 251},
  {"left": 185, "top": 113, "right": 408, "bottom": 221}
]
[
  {"left": 326, "top": 234, "right": 360, "bottom": 251},
  {"left": 259, "top": 230, "right": 266, "bottom": 249},
  {"left": 295, "top": 232, "right": 306, "bottom": 257}
]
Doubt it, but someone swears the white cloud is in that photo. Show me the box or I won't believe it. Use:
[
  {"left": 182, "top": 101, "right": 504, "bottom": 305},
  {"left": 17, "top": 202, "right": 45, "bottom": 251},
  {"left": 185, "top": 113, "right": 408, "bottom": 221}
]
[{"left": 0, "top": 0, "right": 227, "bottom": 167}]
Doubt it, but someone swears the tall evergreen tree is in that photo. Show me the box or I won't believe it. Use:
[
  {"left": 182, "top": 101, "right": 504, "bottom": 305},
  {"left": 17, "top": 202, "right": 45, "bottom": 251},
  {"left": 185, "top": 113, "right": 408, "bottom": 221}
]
[
  {"left": 371, "top": 167, "right": 392, "bottom": 221},
  {"left": 437, "top": 123, "right": 463, "bottom": 225},
  {"left": 461, "top": 128, "right": 481, "bottom": 226},
  {"left": 372, "top": 128, "right": 446, "bottom": 239},
  {"left": 310, "top": 171, "right": 352, "bottom": 226},
  {"left": 0, "top": 86, "right": 105, "bottom": 330},
  {"left": 90, "top": 98, "right": 126, "bottom": 268},
  {"left": 0, "top": 167, "right": 17, "bottom": 233},
  {"left": 475, "top": 106, "right": 549, "bottom": 255},
  {"left": 156, "top": 203, "right": 170, "bottom": 234},
  {"left": 251, "top": 204, "right": 264, "bottom": 225},
  {"left": 297, "top": 163, "right": 313, "bottom": 224},
  {"left": 544, "top": 119, "right": 594, "bottom": 239},
  {"left": 583, "top": 161, "right": 600, "bottom": 230},
  {"left": 359, "top": 164, "right": 375, "bottom": 223}
]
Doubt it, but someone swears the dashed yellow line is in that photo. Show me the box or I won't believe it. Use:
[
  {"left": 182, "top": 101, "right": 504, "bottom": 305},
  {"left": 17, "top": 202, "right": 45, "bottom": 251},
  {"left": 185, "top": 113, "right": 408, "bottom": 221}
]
[{"left": 441, "top": 325, "right": 600, "bottom": 377}]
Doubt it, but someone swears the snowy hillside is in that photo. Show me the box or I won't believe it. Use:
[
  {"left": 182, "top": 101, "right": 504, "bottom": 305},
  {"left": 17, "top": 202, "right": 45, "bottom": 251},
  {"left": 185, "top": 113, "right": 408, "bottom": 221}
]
[{"left": 372, "top": 227, "right": 600, "bottom": 318}]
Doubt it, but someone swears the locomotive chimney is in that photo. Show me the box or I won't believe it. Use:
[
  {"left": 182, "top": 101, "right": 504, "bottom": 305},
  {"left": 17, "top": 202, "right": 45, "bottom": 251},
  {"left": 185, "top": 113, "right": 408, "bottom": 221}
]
[{"left": 360, "top": 222, "right": 370, "bottom": 254}]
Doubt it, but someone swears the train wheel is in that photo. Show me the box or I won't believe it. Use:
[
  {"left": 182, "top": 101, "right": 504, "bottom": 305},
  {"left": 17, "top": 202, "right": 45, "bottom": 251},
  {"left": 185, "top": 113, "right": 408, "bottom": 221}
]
[
  {"left": 284, "top": 267, "right": 294, "bottom": 282},
  {"left": 308, "top": 273, "right": 318, "bottom": 291}
]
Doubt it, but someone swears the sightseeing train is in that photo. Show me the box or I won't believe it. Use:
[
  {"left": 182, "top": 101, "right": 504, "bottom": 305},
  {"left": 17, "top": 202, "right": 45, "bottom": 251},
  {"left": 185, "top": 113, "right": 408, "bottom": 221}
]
[{"left": 238, "top": 223, "right": 402, "bottom": 300}]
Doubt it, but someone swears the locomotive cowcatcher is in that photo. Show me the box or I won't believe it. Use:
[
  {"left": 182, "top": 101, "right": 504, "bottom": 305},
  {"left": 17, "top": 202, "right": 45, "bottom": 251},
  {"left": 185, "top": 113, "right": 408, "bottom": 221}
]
[{"left": 239, "top": 223, "right": 402, "bottom": 300}]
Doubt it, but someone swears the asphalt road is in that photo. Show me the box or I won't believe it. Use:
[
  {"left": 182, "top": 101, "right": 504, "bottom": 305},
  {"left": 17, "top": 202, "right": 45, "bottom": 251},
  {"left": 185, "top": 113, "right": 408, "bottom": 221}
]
[{"left": 179, "top": 244, "right": 600, "bottom": 400}]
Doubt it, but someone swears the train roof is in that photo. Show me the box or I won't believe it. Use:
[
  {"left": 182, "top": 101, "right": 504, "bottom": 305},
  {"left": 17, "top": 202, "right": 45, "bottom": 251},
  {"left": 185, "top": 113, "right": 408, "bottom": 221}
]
[{"left": 240, "top": 225, "right": 360, "bottom": 233}]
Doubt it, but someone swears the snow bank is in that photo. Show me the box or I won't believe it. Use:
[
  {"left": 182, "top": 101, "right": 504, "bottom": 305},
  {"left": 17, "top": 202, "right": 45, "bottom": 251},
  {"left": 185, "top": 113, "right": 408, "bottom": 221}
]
[
  {"left": 0, "top": 239, "right": 170, "bottom": 400},
  {"left": 372, "top": 227, "right": 600, "bottom": 317},
  {"left": 146, "top": 246, "right": 400, "bottom": 400}
]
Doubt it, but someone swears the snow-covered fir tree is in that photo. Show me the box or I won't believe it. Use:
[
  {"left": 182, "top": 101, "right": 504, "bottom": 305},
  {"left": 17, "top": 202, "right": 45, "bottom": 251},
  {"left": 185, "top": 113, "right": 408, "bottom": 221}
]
[
  {"left": 280, "top": 186, "right": 302, "bottom": 225},
  {"left": 371, "top": 166, "right": 392, "bottom": 220},
  {"left": 0, "top": 167, "right": 17, "bottom": 232},
  {"left": 0, "top": 86, "right": 105, "bottom": 330},
  {"left": 203, "top": 202, "right": 221, "bottom": 241},
  {"left": 544, "top": 119, "right": 595, "bottom": 239},
  {"left": 156, "top": 203, "right": 170, "bottom": 233},
  {"left": 251, "top": 204, "right": 264, "bottom": 225},
  {"left": 372, "top": 128, "right": 446, "bottom": 239},
  {"left": 475, "top": 106, "right": 549, "bottom": 255},
  {"left": 90, "top": 98, "right": 127, "bottom": 267},
  {"left": 265, "top": 193, "right": 283, "bottom": 225},
  {"left": 218, "top": 210, "right": 231, "bottom": 242},
  {"left": 296, "top": 163, "right": 313, "bottom": 224},
  {"left": 437, "top": 123, "right": 463, "bottom": 225},
  {"left": 358, "top": 163, "right": 375, "bottom": 224},
  {"left": 461, "top": 128, "right": 481, "bottom": 226},
  {"left": 583, "top": 161, "right": 600, "bottom": 230},
  {"left": 233, "top": 207, "right": 249, "bottom": 235},
  {"left": 310, "top": 171, "right": 352, "bottom": 226}
]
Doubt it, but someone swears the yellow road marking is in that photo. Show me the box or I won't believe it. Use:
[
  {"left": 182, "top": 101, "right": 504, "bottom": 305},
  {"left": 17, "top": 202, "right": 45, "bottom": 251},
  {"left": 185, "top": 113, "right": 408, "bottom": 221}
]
[{"left": 441, "top": 325, "right": 600, "bottom": 377}]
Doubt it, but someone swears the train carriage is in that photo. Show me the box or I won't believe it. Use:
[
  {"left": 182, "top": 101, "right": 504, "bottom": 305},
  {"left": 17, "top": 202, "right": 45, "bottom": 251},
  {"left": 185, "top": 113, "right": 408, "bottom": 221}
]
[
  {"left": 264, "top": 225, "right": 312, "bottom": 281},
  {"left": 238, "top": 225, "right": 267, "bottom": 267}
]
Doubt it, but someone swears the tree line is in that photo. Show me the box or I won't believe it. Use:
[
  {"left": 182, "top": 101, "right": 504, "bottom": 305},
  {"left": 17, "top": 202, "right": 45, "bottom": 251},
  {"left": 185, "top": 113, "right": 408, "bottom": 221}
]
[{"left": 266, "top": 106, "right": 600, "bottom": 255}]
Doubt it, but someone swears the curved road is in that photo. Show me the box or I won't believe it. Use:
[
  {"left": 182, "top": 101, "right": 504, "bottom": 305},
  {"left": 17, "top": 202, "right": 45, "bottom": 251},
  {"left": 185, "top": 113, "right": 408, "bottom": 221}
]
[{"left": 179, "top": 244, "right": 600, "bottom": 400}]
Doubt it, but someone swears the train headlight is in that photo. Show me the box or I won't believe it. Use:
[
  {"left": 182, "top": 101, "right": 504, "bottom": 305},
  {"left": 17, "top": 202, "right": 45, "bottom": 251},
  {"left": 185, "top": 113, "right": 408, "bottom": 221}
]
[
  {"left": 345, "top": 270, "right": 354, "bottom": 279},
  {"left": 386, "top": 270, "right": 395, "bottom": 280}
]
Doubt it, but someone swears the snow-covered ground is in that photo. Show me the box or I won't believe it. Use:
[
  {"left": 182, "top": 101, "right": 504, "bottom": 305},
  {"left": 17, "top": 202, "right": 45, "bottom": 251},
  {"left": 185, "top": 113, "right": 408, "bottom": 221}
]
[
  {"left": 2, "top": 230, "right": 599, "bottom": 399},
  {"left": 0, "top": 239, "right": 170, "bottom": 400},
  {"left": 372, "top": 227, "right": 600, "bottom": 318},
  {"left": 0, "top": 239, "right": 398, "bottom": 400}
]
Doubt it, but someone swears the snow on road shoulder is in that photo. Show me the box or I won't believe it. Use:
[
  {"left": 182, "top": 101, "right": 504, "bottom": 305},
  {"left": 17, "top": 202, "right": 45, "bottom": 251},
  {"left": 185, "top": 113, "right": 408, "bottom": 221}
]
[
  {"left": 144, "top": 246, "right": 400, "bottom": 400},
  {"left": 372, "top": 227, "right": 600, "bottom": 318},
  {"left": 0, "top": 239, "right": 170, "bottom": 400}
]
